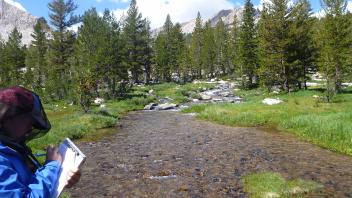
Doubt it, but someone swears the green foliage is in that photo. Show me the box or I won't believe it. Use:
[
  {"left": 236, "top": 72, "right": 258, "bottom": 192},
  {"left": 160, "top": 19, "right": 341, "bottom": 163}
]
[
  {"left": 239, "top": 0, "right": 258, "bottom": 88},
  {"left": 47, "top": 0, "right": 79, "bottom": 100},
  {"left": 0, "top": 28, "right": 26, "bottom": 87},
  {"left": 202, "top": 21, "right": 216, "bottom": 78},
  {"left": 183, "top": 89, "right": 352, "bottom": 155},
  {"left": 26, "top": 18, "right": 49, "bottom": 95},
  {"left": 154, "top": 15, "right": 185, "bottom": 82},
  {"left": 123, "top": 0, "right": 152, "bottom": 83},
  {"left": 242, "top": 172, "right": 322, "bottom": 198},
  {"left": 317, "top": 0, "right": 352, "bottom": 99},
  {"left": 190, "top": 12, "right": 204, "bottom": 79}
]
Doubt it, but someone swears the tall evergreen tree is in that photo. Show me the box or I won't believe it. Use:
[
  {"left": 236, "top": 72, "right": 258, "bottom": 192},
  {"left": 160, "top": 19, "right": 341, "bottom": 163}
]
[
  {"left": 228, "top": 14, "right": 241, "bottom": 75},
  {"left": 74, "top": 8, "right": 106, "bottom": 111},
  {"left": 288, "top": 0, "right": 315, "bottom": 90},
  {"left": 214, "top": 19, "right": 229, "bottom": 76},
  {"left": 26, "top": 18, "right": 49, "bottom": 94},
  {"left": 319, "top": 0, "right": 352, "bottom": 99},
  {"left": 190, "top": 12, "right": 203, "bottom": 79},
  {"left": 47, "top": 0, "right": 79, "bottom": 99},
  {"left": 1, "top": 28, "right": 26, "bottom": 87},
  {"left": 239, "top": 0, "right": 258, "bottom": 88},
  {"left": 123, "top": 0, "right": 149, "bottom": 83},
  {"left": 202, "top": 21, "right": 216, "bottom": 78},
  {"left": 258, "top": 0, "right": 292, "bottom": 92}
]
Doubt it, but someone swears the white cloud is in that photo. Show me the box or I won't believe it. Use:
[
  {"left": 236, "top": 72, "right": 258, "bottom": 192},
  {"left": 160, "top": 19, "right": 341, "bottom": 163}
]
[
  {"left": 348, "top": 1, "right": 352, "bottom": 12},
  {"left": 111, "top": 0, "right": 235, "bottom": 29},
  {"left": 4, "top": 0, "right": 26, "bottom": 12}
]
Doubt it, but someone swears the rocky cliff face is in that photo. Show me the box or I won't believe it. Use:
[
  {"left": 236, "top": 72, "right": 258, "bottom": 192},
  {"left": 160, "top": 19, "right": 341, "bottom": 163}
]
[
  {"left": 0, "top": 0, "right": 37, "bottom": 45},
  {"left": 152, "top": 8, "right": 244, "bottom": 36}
]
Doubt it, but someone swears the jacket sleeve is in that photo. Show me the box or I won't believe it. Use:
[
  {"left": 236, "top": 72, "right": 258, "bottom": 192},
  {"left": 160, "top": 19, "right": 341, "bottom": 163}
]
[{"left": 0, "top": 158, "right": 61, "bottom": 198}]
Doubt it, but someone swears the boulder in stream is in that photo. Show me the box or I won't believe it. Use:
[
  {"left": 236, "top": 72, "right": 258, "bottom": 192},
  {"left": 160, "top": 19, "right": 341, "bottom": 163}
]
[
  {"left": 144, "top": 103, "right": 158, "bottom": 110},
  {"left": 156, "top": 103, "right": 178, "bottom": 110}
]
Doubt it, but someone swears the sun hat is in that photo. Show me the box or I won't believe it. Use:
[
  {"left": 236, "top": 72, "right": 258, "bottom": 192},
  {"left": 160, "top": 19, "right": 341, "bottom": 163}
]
[{"left": 0, "top": 86, "right": 51, "bottom": 141}]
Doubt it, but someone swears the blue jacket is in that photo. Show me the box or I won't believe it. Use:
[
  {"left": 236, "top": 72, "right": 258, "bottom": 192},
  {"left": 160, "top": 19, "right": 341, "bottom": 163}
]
[{"left": 0, "top": 143, "right": 61, "bottom": 198}]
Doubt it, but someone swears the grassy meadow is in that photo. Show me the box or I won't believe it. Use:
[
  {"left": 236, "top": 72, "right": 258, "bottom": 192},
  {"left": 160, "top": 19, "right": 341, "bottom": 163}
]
[{"left": 183, "top": 86, "right": 352, "bottom": 156}]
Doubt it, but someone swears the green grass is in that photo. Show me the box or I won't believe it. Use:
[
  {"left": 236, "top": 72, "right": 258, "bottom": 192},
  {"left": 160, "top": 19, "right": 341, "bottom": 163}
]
[
  {"left": 242, "top": 172, "right": 323, "bottom": 198},
  {"left": 28, "top": 96, "right": 154, "bottom": 153},
  {"left": 183, "top": 88, "right": 352, "bottom": 155}
]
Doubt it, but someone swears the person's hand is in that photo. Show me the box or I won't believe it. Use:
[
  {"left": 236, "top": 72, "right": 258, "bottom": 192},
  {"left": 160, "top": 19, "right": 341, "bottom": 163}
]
[
  {"left": 66, "top": 168, "right": 81, "bottom": 188},
  {"left": 46, "top": 145, "right": 62, "bottom": 164}
]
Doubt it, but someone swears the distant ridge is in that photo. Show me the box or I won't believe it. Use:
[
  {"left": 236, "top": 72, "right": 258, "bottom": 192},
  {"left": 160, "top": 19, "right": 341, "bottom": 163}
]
[
  {"left": 152, "top": 7, "right": 244, "bottom": 36},
  {"left": 0, "top": 0, "right": 37, "bottom": 45}
]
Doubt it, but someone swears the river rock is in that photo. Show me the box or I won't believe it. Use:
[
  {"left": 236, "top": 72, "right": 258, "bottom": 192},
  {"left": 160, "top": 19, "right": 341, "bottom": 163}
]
[
  {"left": 200, "top": 94, "right": 212, "bottom": 100},
  {"left": 157, "top": 103, "right": 178, "bottom": 110},
  {"left": 144, "top": 103, "right": 158, "bottom": 110}
]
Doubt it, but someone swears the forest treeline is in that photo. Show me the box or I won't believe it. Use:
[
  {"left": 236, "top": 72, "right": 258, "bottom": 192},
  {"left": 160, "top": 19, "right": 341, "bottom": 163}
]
[{"left": 0, "top": 0, "right": 351, "bottom": 111}]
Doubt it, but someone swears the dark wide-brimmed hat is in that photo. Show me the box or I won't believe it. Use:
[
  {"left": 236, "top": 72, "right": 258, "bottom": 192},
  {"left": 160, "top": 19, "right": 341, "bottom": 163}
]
[{"left": 0, "top": 86, "right": 51, "bottom": 141}]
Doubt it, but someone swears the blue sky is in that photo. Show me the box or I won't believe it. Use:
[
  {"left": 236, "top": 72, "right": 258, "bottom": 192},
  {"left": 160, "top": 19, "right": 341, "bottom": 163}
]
[{"left": 10, "top": 0, "right": 332, "bottom": 28}]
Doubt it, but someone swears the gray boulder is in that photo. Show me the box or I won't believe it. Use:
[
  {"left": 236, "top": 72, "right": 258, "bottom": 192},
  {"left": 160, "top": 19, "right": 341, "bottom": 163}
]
[
  {"left": 156, "top": 103, "right": 178, "bottom": 110},
  {"left": 144, "top": 103, "right": 158, "bottom": 110}
]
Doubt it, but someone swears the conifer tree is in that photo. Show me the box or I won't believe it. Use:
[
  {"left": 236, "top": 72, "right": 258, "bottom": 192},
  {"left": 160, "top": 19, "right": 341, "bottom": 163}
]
[
  {"left": 190, "top": 12, "right": 203, "bottom": 79},
  {"left": 2, "top": 28, "right": 26, "bottom": 87},
  {"left": 26, "top": 18, "right": 49, "bottom": 94},
  {"left": 74, "top": 8, "right": 106, "bottom": 111},
  {"left": 319, "top": 0, "right": 352, "bottom": 99},
  {"left": 288, "top": 0, "right": 315, "bottom": 90},
  {"left": 202, "top": 21, "right": 216, "bottom": 78},
  {"left": 258, "top": 0, "right": 292, "bottom": 92},
  {"left": 123, "top": 0, "right": 148, "bottom": 83},
  {"left": 214, "top": 19, "right": 229, "bottom": 76},
  {"left": 47, "top": 0, "right": 79, "bottom": 99},
  {"left": 239, "top": 0, "right": 258, "bottom": 88},
  {"left": 172, "top": 23, "right": 186, "bottom": 81},
  {"left": 228, "top": 14, "right": 240, "bottom": 75}
]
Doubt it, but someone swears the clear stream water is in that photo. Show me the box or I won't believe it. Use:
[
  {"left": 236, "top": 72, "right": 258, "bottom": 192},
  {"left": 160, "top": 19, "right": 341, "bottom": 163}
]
[{"left": 69, "top": 111, "right": 352, "bottom": 197}]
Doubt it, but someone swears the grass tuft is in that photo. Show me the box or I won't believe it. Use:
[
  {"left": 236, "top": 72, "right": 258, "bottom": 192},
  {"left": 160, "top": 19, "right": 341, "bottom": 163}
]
[{"left": 242, "top": 172, "right": 323, "bottom": 198}]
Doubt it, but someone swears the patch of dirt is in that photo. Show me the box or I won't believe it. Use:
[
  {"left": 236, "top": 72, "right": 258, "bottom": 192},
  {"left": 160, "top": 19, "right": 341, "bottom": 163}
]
[{"left": 68, "top": 111, "right": 352, "bottom": 197}]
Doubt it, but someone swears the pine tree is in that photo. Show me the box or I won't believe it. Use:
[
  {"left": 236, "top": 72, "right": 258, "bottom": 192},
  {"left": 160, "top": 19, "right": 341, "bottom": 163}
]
[
  {"left": 74, "top": 8, "right": 106, "bottom": 111},
  {"left": 171, "top": 23, "right": 186, "bottom": 81},
  {"left": 1, "top": 28, "right": 26, "bottom": 87},
  {"left": 319, "top": 0, "right": 352, "bottom": 99},
  {"left": 202, "top": 21, "right": 216, "bottom": 78},
  {"left": 214, "top": 19, "right": 229, "bottom": 77},
  {"left": 26, "top": 18, "right": 49, "bottom": 94},
  {"left": 258, "top": 4, "right": 280, "bottom": 91},
  {"left": 141, "top": 19, "right": 153, "bottom": 84},
  {"left": 239, "top": 0, "right": 258, "bottom": 88},
  {"left": 288, "top": 0, "right": 315, "bottom": 90},
  {"left": 228, "top": 14, "right": 240, "bottom": 75},
  {"left": 123, "top": 0, "right": 149, "bottom": 84},
  {"left": 190, "top": 12, "right": 203, "bottom": 79},
  {"left": 258, "top": 0, "right": 292, "bottom": 92},
  {"left": 47, "top": 0, "right": 79, "bottom": 99}
]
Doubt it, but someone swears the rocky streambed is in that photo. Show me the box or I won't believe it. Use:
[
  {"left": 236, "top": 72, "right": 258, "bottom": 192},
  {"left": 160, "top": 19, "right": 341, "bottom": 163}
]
[
  {"left": 69, "top": 111, "right": 352, "bottom": 197},
  {"left": 144, "top": 80, "right": 243, "bottom": 111}
]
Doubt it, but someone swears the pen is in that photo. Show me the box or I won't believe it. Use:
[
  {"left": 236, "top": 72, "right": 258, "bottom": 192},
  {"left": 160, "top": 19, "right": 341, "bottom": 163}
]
[{"left": 34, "top": 153, "right": 46, "bottom": 157}]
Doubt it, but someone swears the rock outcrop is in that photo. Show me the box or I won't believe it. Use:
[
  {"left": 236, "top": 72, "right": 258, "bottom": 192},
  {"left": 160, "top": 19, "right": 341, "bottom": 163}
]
[{"left": 0, "top": 0, "right": 37, "bottom": 45}]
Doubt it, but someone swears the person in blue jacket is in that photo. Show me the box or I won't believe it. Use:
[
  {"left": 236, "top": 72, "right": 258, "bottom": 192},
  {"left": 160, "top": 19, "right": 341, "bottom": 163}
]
[{"left": 0, "top": 86, "right": 81, "bottom": 197}]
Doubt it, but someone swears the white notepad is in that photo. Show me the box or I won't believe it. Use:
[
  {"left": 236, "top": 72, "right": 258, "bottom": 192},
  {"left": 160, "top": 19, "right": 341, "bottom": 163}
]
[{"left": 53, "top": 138, "right": 86, "bottom": 198}]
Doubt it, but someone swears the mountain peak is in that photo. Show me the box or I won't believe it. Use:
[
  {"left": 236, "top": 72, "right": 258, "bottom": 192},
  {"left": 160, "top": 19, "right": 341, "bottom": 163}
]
[{"left": 0, "top": 0, "right": 37, "bottom": 45}]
